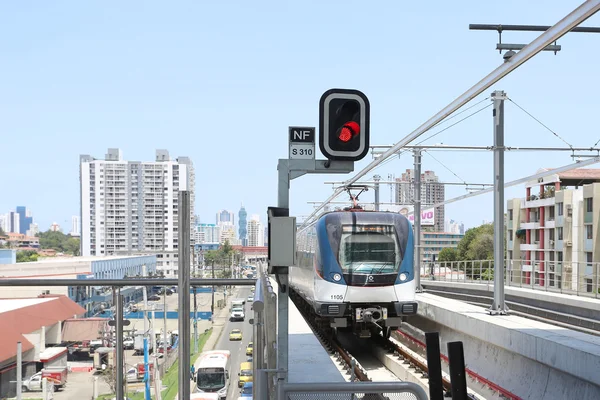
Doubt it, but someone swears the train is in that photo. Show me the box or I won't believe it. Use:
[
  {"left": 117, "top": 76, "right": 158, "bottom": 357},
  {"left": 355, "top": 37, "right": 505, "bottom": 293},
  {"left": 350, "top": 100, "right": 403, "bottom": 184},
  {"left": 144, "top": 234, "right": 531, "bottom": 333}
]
[{"left": 290, "top": 209, "right": 418, "bottom": 338}]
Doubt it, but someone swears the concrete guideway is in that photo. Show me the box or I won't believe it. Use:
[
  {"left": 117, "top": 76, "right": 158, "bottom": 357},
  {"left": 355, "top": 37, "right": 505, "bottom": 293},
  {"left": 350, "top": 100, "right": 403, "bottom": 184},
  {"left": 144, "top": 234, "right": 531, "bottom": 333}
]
[{"left": 410, "top": 293, "right": 600, "bottom": 400}]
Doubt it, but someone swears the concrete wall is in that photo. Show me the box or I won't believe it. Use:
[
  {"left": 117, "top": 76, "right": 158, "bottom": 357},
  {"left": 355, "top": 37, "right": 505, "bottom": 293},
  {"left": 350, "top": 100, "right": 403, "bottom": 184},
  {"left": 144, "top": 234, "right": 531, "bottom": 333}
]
[{"left": 411, "top": 297, "right": 600, "bottom": 400}]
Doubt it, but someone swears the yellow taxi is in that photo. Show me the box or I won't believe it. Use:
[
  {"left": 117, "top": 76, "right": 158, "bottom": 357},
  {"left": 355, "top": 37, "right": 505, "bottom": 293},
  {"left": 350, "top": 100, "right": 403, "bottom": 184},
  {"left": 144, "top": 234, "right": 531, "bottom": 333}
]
[
  {"left": 237, "top": 361, "right": 253, "bottom": 387},
  {"left": 229, "top": 329, "right": 242, "bottom": 341},
  {"left": 246, "top": 342, "right": 253, "bottom": 356}
]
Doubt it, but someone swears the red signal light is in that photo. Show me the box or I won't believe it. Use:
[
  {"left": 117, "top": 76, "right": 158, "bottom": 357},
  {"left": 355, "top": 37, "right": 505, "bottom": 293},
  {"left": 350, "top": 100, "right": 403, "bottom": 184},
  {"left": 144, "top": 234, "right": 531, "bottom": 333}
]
[{"left": 338, "top": 121, "right": 360, "bottom": 143}]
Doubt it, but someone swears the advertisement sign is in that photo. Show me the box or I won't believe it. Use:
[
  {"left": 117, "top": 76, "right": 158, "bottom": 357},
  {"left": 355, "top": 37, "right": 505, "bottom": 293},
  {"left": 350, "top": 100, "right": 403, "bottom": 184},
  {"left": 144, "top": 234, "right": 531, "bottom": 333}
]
[{"left": 380, "top": 204, "right": 435, "bottom": 226}]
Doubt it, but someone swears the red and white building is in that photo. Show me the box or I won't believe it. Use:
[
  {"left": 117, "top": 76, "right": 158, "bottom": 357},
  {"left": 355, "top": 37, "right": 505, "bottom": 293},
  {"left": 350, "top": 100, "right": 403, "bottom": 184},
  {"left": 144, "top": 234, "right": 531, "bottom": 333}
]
[
  {"left": 507, "top": 168, "right": 600, "bottom": 293},
  {"left": 0, "top": 295, "right": 85, "bottom": 397}
]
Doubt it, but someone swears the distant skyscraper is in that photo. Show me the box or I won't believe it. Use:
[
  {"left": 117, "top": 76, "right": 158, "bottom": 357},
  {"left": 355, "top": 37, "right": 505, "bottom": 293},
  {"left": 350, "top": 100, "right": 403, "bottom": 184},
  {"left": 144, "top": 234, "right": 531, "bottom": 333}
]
[
  {"left": 0, "top": 214, "right": 9, "bottom": 233},
  {"left": 70, "top": 216, "right": 80, "bottom": 236},
  {"left": 238, "top": 205, "right": 247, "bottom": 246},
  {"left": 195, "top": 223, "right": 220, "bottom": 244},
  {"left": 50, "top": 222, "right": 61, "bottom": 232},
  {"left": 395, "top": 169, "right": 445, "bottom": 231},
  {"left": 216, "top": 210, "right": 235, "bottom": 227},
  {"left": 26, "top": 223, "right": 39, "bottom": 237},
  {"left": 247, "top": 214, "right": 264, "bottom": 247},
  {"left": 16, "top": 206, "right": 33, "bottom": 235},
  {"left": 9, "top": 212, "right": 19, "bottom": 234}
]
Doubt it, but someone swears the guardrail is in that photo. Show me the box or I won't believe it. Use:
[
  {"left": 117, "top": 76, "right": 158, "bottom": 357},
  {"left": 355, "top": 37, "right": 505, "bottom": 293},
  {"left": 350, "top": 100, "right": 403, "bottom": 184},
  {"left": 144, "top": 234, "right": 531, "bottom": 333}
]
[
  {"left": 277, "top": 382, "right": 428, "bottom": 400},
  {"left": 420, "top": 259, "right": 600, "bottom": 298}
]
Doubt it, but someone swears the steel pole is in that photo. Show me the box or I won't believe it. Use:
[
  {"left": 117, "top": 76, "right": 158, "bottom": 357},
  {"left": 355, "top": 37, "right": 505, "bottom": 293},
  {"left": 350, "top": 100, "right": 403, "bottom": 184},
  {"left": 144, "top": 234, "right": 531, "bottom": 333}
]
[
  {"left": 115, "top": 292, "right": 125, "bottom": 400},
  {"left": 374, "top": 175, "right": 381, "bottom": 211},
  {"left": 276, "top": 160, "right": 290, "bottom": 383},
  {"left": 16, "top": 341, "right": 22, "bottom": 400},
  {"left": 178, "top": 191, "right": 192, "bottom": 400},
  {"left": 211, "top": 261, "right": 215, "bottom": 322},
  {"left": 193, "top": 287, "right": 198, "bottom": 354},
  {"left": 163, "top": 287, "right": 168, "bottom": 356},
  {"left": 490, "top": 91, "right": 509, "bottom": 315},
  {"left": 413, "top": 149, "right": 423, "bottom": 292}
]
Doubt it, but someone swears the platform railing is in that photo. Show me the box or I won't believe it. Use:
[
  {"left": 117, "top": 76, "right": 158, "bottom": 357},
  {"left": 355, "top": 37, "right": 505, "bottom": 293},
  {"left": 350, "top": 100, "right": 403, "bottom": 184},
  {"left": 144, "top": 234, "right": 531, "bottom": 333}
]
[
  {"left": 277, "top": 381, "right": 428, "bottom": 400},
  {"left": 252, "top": 265, "right": 279, "bottom": 399},
  {"left": 420, "top": 259, "right": 600, "bottom": 298}
]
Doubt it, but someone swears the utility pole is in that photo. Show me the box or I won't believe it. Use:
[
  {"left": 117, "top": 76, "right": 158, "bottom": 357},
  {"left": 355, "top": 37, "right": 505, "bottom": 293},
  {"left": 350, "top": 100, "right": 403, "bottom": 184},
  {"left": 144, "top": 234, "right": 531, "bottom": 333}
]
[
  {"left": 211, "top": 260, "right": 215, "bottom": 323},
  {"left": 115, "top": 292, "right": 124, "bottom": 400},
  {"left": 193, "top": 286, "right": 198, "bottom": 354},
  {"left": 163, "top": 287, "right": 167, "bottom": 356},
  {"left": 413, "top": 148, "right": 423, "bottom": 292},
  {"left": 489, "top": 91, "right": 509, "bottom": 315},
  {"left": 373, "top": 175, "right": 381, "bottom": 211},
  {"left": 177, "top": 191, "right": 192, "bottom": 400}
]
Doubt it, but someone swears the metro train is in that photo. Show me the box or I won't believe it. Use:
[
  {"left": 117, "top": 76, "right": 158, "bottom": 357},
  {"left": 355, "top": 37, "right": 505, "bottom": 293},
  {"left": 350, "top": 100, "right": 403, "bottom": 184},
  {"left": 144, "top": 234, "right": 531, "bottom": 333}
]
[{"left": 290, "top": 209, "right": 418, "bottom": 338}]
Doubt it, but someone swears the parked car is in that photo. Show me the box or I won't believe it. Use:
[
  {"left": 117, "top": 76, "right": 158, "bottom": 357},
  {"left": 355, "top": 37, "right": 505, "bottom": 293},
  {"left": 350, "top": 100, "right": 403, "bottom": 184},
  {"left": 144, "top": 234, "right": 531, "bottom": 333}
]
[{"left": 148, "top": 294, "right": 161, "bottom": 301}]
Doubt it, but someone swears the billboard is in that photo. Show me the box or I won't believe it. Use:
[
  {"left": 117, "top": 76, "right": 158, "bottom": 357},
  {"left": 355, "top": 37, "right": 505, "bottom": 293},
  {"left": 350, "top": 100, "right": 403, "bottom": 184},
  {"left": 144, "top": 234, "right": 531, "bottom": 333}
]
[{"left": 380, "top": 204, "right": 435, "bottom": 226}]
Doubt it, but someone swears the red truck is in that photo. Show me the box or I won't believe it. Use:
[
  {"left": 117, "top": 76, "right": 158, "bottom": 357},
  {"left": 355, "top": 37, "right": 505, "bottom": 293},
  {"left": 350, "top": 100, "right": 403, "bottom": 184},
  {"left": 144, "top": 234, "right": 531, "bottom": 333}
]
[
  {"left": 22, "top": 366, "right": 68, "bottom": 392},
  {"left": 136, "top": 362, "right": 154, "bottom": 381}
]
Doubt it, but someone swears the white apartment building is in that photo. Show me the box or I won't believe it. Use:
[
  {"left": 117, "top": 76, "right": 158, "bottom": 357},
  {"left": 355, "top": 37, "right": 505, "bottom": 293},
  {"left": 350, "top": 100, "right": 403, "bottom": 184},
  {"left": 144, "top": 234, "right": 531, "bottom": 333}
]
[
  {"left": 247, "top": 215, "right": 265, "bottom": 247},
  {"left": 506, "top": 168, "right": 600, "bottom": 294},
  {"left": 216, "top": 210, "right": 235, "bottom": 227},
  {"left": 195, "top": 223, "right": 220, "bottom": 244},
  {"left": 79, "top": 148, "right": 195, "bottom": 277},
  {"left": 395, "top": 169, "right": 445, "bottom": 231},
  {"left": 70, "top": 215, "right": 80, "bottom": 236}
]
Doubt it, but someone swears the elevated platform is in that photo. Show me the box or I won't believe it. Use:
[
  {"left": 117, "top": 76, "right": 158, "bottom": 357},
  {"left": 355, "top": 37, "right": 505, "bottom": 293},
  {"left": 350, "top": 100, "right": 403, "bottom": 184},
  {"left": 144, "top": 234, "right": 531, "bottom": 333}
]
[
  {"left": 411, "top": 293, "right": 600, "bottom": 400},
  {"left": 422, "top": 279, "right": 600, "bottom": 320},
  {"left": 286, "top": 285, "right": 346, "bottom": 383}
]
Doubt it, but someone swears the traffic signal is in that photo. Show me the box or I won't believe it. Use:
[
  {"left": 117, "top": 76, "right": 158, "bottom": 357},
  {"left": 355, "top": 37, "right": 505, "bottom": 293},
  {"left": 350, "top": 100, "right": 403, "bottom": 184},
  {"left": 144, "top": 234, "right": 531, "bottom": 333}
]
[{"left": 319, "top": 88, "right": 370, "bottom": 161}]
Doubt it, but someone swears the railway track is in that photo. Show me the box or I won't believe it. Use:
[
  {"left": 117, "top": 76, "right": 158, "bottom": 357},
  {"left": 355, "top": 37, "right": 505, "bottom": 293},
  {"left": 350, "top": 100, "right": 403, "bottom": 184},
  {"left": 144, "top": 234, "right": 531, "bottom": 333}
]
[
  {"left": 290, "top": 288, "right": 515, "bottom": 400},
  {"left": 424, "top": 287, "right": 600, "bottom": 336}
]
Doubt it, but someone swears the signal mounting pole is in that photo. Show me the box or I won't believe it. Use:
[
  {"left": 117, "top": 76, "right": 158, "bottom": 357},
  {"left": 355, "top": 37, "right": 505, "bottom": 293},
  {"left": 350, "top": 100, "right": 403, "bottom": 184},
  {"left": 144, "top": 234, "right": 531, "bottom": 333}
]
[
  {"left": 271, "top": 89, "right": 369, "bottom": 386},
  {"left": 413, "top": 148, "right": 423, "bottom": 292}
]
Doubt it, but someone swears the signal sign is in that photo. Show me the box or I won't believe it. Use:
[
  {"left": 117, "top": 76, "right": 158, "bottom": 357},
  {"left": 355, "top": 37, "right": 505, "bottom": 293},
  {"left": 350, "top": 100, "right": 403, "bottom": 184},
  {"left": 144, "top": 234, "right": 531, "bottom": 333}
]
[{"left": 288, "top": 127, "right": 316, "bottom": 160}]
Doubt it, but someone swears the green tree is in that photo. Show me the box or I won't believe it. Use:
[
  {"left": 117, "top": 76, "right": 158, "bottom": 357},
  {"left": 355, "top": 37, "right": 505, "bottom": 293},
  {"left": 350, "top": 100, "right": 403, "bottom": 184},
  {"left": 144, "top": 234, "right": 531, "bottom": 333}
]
[
  {"left": 438, "top": 247, "right": 458, "bottom": 262},
  {"left": 16, "top": 250, "right": 39, "bottom": 263},
  {"left": 38, "top": 230, "right": 80, "bottom": 255}
]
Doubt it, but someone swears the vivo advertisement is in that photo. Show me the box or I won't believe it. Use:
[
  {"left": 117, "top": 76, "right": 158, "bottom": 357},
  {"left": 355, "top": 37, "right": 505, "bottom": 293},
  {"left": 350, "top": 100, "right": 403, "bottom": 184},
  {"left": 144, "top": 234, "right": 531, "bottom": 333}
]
[{"left": 380, "top": 204, "right": 435, "bottom": 226}]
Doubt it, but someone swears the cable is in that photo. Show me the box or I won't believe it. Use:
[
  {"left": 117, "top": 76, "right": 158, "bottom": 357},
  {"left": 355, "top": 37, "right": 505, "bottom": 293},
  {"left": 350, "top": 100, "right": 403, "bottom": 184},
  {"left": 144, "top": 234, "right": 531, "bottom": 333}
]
[
  {"left": 430, "top": 96, "right": 490, "bottom": 129},
  {"left": 508, "top": 98, "right": 573, "bottom": 148},
  {"left": 424, "top": 150, "right": 467, "bottom": 185}
]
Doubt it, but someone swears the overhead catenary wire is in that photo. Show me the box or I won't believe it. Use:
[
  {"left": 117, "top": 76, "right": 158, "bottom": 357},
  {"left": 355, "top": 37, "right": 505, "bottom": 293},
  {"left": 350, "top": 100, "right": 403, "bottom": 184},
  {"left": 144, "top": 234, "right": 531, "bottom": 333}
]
[
  {"left": 423, "top": 150, "right": 468, "bottom": 186},
  {"left": 507, "top": 97, "right": 574, "bottom": 148}
]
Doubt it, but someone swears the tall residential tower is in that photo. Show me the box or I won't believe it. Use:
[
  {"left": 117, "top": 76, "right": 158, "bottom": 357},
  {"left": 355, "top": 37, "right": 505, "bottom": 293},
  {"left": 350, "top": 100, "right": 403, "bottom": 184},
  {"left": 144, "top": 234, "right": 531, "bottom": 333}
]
[{"left": 79, "top": 148, "right": 195, "bottom": 276}]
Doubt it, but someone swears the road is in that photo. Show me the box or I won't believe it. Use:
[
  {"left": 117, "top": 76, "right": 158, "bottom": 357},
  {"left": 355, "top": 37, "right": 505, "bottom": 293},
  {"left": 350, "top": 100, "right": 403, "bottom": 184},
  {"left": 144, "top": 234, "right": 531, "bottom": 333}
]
[{"left": 193, "top": 287, "right": 254, "bottom": 400}]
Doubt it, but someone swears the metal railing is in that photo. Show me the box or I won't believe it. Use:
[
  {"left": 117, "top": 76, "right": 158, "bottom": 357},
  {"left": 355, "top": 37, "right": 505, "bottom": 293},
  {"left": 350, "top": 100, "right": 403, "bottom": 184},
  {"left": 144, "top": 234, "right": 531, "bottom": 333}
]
[
  {"left": 252, "top": 262, "right": 279, "bottom": 400},
  {"left": 420, "top": 259, "right": 600, "bottom": 298},
  {"left": 277, "top": 382, "right": 428, "bottom": 400}
]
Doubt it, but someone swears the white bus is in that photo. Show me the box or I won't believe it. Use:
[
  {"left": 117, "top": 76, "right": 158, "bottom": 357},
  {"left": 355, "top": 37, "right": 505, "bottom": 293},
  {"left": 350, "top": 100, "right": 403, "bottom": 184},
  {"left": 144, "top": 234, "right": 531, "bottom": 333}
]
[{"left": 195, "top": 350, "right": 231, "bottom": 399}]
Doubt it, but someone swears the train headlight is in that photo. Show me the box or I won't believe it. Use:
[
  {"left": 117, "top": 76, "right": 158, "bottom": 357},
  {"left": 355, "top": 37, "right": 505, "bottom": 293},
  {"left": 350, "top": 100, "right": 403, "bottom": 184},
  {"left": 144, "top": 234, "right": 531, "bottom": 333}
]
[
  {"left": 399, "top": 273, "right": 408, "bottom": 282},
  {"left": 332, "top": 273, "right": 342, "bottom": 282}
]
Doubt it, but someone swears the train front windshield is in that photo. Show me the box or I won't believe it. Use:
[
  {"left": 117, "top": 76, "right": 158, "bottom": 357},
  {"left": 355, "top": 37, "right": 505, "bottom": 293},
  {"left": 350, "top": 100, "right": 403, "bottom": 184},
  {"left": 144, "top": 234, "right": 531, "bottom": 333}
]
[
  {"left": 338, "top": 225, "right": 401, "bottom": 274},
  {"left": 196, "top": 368, "right": 225, "bottom": 391}
]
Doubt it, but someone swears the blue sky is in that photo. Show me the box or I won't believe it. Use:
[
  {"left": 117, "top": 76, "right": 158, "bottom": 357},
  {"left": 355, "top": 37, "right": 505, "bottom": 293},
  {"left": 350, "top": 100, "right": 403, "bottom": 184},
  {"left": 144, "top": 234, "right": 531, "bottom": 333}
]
[{"left": 1, "top": 1, "right": 599, "bottom": 232}]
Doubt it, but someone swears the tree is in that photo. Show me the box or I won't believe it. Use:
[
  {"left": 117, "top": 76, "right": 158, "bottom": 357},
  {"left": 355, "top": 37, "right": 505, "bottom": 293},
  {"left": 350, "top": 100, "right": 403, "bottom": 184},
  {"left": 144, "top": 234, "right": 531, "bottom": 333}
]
[
  {"left": 38, "top": 230, "right": 80, "bottom": 255},
  {"left": 16, "top": 250, "right": 38, "bottom": 263},
  {"left": 438, "top": 247, "right": 458, "bottom": 262},
  {"left": 0, "top": 227, "right": 5, "bottom": 236}
]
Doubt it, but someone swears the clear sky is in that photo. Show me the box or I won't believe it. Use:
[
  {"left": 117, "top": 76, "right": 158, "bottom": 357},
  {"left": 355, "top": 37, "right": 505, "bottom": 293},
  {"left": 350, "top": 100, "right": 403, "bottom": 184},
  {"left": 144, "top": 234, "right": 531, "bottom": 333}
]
[{"left": 1, "top": 1, "right": 599, "bottom": 232}]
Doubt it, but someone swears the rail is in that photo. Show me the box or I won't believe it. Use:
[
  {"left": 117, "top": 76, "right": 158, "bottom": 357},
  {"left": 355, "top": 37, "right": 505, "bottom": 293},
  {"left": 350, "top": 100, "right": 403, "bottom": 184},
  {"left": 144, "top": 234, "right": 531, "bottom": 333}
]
[
  {"left": 419, "top": 259, "right": 600, "bottom": 299},
  {"left": 278, "top": 381, "right": 428, "bottom": 400}
]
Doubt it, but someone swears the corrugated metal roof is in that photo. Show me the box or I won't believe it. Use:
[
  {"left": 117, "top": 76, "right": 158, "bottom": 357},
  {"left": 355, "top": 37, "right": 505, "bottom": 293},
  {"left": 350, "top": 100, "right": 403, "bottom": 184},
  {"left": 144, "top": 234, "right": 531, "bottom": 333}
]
[
  {"left": 0, "top": 296, "right": 86, "bottom": 363},
  {"left": 61, "top": 318, "right": 110, "bottom": 342}
]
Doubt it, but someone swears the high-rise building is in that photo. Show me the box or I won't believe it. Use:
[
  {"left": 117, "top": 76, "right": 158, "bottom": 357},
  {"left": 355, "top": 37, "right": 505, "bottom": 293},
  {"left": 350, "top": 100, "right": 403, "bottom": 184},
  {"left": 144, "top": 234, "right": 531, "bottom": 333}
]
[
  {"left": 9, "top": 212, "right": 19, "bottom": 234},
  {"left": 0, "top": 214, "right": 9, "bottom": 233},
  {"left": 216, "top": 210, "right": 235, "bottom": 227},
  {"left": 16, "top": 206, "right": 33, "bottom": 235},
  {"left": 238, "top": 205, "right": 248, "bottom": 246},
  {"left": 71, "top": 216, "right": 81, "bottom": 236},
  {"left": 445, "top": 219, "right": 465, "bottom": 235},
  {"left": 395, "top": 169, "right": 445, "bottom": 231},
  {"left": 195, "top": 223, "right": 220, "bottom": 244},
  {"left": 50, "top": 222, "right": 61, "bottom": 232},
  {"left": 220, "top": 225, "right": 238, "bottom": 245},
  {"left": 79, "top": 148, "right": 195, "bottom": 277},
  {"left": 26, "top": 223, "right": 39, "bottom": 237},
  {"left": 506, "top": 167, "right": 600, "bottom": 295},
  {"left": 247, "top": 214, "right": 264, "bottom": 247}
]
